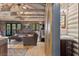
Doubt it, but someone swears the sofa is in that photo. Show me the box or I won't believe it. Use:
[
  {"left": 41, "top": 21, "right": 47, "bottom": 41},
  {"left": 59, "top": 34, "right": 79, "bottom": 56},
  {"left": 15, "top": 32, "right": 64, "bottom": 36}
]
[
  {"left": 9, "top": 31, "right": 38, "bottom": 46},
  {"left": 22, "top": 32, "right": 38, "bottom": 46}
]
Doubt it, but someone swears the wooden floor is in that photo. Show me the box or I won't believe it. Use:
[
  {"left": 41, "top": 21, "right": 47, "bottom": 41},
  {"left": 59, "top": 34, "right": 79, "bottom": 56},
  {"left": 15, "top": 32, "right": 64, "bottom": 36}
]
[
  {"left": 25, "top": 42, "right": 45, "bottom": 56},
  {"left": 8, "top": 40, "right": 45, "bottom": 56}
]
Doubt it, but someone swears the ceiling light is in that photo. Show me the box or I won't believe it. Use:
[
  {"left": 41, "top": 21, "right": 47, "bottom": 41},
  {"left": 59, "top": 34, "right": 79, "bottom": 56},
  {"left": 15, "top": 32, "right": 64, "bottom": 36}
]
[{"left": 22, "top": 6, "right": 27, "bottom": 9}]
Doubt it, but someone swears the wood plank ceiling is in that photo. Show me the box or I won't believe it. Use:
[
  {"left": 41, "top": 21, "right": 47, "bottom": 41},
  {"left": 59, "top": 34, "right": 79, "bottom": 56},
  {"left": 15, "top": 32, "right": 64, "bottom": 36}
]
[{"left": 0, "top": 3, "right": 46, "bottom": 21}]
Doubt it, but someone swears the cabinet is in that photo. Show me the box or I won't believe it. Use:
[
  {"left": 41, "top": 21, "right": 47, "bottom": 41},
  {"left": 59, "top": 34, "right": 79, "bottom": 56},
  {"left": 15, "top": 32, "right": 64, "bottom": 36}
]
[
  {"left": 60, "top": 40, "right": 73, "bottom": 56},
  {"left": 0, "top": 43, "right": 7, "bottom": 56},
  {"left": 0, "top": 37, "right": 8, "bottom": 56}
]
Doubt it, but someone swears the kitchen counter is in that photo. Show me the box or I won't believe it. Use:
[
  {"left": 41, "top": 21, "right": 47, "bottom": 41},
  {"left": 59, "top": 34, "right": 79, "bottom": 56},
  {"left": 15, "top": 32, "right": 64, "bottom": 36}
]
[{"left": 0, "top": 36, "right": 8, "bottom": 45}]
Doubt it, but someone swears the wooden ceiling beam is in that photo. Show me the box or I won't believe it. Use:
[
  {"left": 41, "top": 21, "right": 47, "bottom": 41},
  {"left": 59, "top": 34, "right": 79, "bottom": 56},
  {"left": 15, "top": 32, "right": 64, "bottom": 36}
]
[{"left": 0, "top": 9, "right": 45, "bottom": 12}]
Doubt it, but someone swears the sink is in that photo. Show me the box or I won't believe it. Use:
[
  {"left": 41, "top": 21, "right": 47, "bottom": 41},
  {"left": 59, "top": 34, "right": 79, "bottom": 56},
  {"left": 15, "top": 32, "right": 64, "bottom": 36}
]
[{"left": 60, "top": 35, "right": 74, "bottom": 40}]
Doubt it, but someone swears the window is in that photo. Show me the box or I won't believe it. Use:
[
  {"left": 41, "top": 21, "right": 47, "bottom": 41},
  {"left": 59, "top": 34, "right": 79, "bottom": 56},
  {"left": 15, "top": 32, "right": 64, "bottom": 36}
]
[{"left": 6, "top": 23, "right": 22, "bottom": 36}]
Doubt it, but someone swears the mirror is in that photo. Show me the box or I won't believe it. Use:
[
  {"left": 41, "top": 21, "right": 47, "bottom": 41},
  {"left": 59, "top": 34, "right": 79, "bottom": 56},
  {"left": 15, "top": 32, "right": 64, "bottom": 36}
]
[{"left": 60, "top": 11, "right": 66, "bottom": 29}]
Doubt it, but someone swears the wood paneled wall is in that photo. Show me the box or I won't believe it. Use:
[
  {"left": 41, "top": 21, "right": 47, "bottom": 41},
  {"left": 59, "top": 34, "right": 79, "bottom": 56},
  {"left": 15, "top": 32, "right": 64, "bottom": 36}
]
[
  {"left": 61, "top": 3, "right": 79, "bottom": 56},
  {"left": 67, "top": 4, "right": 79, "bottom": 56}
]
